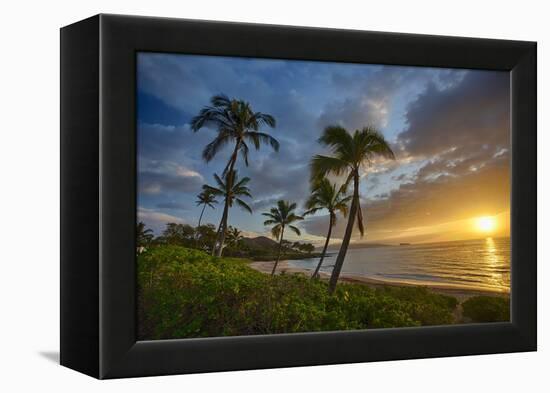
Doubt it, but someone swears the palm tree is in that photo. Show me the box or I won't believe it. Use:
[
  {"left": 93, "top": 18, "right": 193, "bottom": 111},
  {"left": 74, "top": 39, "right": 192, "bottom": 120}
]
[
  {"left": 203, "top": 170, "right": 253, "bottom": 256},
  {"left": 191, "top": 94, "right": 279, "bottom": 178},
  {"left": 225, "top": 226, "right": 244, "bottom": 247},
  {"left": 311, "top": 126, "right": 395, "bottom": 293},
  {"left": 195, "top": 189, "right": 218, "bottom": 228},
  {"left": 262, "top": 200, "right": 304, "bottom": 276},
  {"left": 304, "top": 178, "right": 351, "bottom": 279}
]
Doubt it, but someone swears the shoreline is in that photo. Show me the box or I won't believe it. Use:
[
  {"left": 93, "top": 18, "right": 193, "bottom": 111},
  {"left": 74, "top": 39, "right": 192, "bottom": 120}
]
[{"left": 248, "top": 260, "right": 510, "bottom": 302}]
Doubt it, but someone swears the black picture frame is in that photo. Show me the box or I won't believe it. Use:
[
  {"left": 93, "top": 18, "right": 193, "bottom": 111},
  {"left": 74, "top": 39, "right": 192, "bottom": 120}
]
[{"left": 60, "top": 14, "right": 536, "bottom": 379}]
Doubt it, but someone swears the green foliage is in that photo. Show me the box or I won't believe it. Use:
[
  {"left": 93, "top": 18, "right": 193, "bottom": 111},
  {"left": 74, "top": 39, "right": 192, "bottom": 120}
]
[
  {"left": 138, "top": 245, "right": 459, "bottom": 340},
  {"left": 462, "top": 295, "right": 510, "bottom": 322},
  {"left": 157, "top": 223, "right": 196, "bottom": 246}
]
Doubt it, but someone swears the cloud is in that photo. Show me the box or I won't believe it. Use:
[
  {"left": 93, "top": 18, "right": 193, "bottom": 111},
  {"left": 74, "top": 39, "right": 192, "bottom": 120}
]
[
  {"left": 138, "top": 159, "right": 204, "bottom": 195},
  {"left": 397, "top": 70, "right": 509, "bottom": 159},
  {"left": 137, "top": 207, "right": 186, "bottom": 234},
  {"left": 155, "top": 201, "right": 190, "bottom": 210}
]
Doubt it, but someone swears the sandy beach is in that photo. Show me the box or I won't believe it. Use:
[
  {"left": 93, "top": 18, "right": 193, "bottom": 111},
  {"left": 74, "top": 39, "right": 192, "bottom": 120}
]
[{"left": 249, "top": 260, "right": 510, "bottom": 302}]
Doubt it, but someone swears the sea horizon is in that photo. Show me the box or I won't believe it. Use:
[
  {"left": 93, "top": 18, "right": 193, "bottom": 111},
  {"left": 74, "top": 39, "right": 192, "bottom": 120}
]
[{"left": 289, "top": 237, "right": 511, "bottom": 293}]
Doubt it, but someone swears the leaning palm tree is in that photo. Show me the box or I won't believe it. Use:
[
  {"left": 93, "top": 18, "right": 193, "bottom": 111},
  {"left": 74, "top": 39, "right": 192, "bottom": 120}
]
[
  {"left": 311, "top": 126, "right": 395, "bottom": 293},
  {"left": 203, "top": 170, "right": 253, "bottom": 257},
  {"left": 262, "top": 200, "right": 304, "bottom": 276},
  {"left": 195, "top": 189, "right": 218, "bottom": 228},
  {"left": 191, "top": 94, "right": 279, "bottom": 178},
  {"left": 304, "top": 178, "right": 351, "bottom": 279},
  {"left": 225, "top": 226, "right": 244, "bottom": 247}
]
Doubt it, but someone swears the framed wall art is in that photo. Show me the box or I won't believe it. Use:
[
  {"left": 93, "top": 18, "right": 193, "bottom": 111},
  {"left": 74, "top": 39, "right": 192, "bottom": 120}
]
[{"left": 60, "top": 14, "right": 536, "bottom": 379}]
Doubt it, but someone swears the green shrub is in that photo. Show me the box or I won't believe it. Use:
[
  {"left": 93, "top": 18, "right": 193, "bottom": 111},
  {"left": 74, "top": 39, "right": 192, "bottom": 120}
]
[
  {"left": 462, "top": 295, "right": 510, "bottom": 322},
  {"left": 138, "top": 245, "right": 458, "bottom": 340}
]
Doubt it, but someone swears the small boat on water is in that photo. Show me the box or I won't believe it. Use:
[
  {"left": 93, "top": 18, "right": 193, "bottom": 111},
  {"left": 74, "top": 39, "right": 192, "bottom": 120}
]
[{"left": 399, "top": 242, "right": 411, "bottom": 246}]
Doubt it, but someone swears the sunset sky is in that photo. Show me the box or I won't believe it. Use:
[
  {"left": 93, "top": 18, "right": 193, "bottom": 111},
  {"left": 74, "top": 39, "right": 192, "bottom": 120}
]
[{"left": 137, "top": 53, "right": 510, "bottom": 245}]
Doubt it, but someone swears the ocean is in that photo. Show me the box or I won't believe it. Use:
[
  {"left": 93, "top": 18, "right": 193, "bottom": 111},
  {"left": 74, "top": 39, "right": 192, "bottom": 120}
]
[{"left": 288, "top": 237, "right": 510, "bottom": 293}]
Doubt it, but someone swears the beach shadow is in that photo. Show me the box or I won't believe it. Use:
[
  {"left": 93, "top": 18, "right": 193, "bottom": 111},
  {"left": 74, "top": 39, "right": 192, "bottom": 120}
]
[{"left": 38, "top": 351, "right": 59, "bottom": 364}]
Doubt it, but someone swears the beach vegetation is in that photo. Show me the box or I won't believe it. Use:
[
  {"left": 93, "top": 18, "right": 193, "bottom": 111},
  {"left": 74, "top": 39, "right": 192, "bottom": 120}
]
[
  {"left": 462, "top": 295, "right": 510, "bottom": 322},
  {"left": 137, "top": 245, "right": 460, "bottom": 340}
]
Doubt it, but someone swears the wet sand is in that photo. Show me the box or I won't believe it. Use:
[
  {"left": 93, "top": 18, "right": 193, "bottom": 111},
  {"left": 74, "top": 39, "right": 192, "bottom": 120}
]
[{"left": 249, "top": 260, "right": 510, "bottom": 302}]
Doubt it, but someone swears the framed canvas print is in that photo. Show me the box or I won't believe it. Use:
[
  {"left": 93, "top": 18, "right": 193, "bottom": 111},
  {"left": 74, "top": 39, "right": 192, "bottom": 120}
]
[{"left": 60, "top": 14, "right": 536, "bottom": 379}]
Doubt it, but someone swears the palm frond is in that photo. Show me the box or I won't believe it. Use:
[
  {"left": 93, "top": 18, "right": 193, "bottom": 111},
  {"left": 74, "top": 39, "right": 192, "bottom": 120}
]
[
  {"left": 318, "top": 125, "right": 353, "bottom": 156},
  {"left": 235, "top": 198, "right": 253, "bottom": 214},
  {"left": 213, "top": 173, "right": 226, "bottom": 190},
  {"left": 203, "top": 133, "right": 233, "bottom": 162},
  {"left": 202, "top": 184, "right": 224, "bottom": 196},
  {"left": 356, "top": 200, "right": 365, "bottom": 237},
  {"left": 240, "top": 141, "right": 250, "bottom": 166},
  {"left": 263, "top": 219, "right": 278, "bottom": 225},
  {"left": 310, "top": 155, "right": 349, "bottom": 182},
  {"left": 210, "top": 93, "right": 231, "bottom": 107},
  {"left": 245, "top": 131, "right": 280, "bottom": 151},
  {"left": 251, "top": 112, "right": 276, "bottom": 128},
  {"left": 288, "top": 225, "right": 301, "bottom": 236},
  {"left": 271, "top": 224, "right": 282, "bottom": 240},
  {"left": 359, "top": 127, "right": 396, "bottom": 160}
]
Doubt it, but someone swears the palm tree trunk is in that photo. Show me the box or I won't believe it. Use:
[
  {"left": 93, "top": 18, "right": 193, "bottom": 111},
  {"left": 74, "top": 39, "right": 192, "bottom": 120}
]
[
  {"left": 271, "top": 226, "right": 285, "bottom": 276},
  {"left": 212, "top": 198, "right": 229, "bottom": 257},
  {"left": 195, "top": 204, "right": 207, "bottom": 248},
  {"left": 312, "top": 214, "right": 333, "bottom": 279},
  {"left": 214, "top": 200, "right": 229, "bottom": 257},
  {"left": 328, "top": 172, "right": 359, "bottom": 294},
  {"left": 213, "top": 140, "right": 241, "bottom": 256},
  {"left": 197, "top": 203, "right": 206, "bottom": 229}
]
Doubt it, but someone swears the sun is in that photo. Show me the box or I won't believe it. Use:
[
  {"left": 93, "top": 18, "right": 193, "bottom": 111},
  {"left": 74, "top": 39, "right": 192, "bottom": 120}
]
[{"left": 475, "top": 216, "right": 496, "bottom": 233}]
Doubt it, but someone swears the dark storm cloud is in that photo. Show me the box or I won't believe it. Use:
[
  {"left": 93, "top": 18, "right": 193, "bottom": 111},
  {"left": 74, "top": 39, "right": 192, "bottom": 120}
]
[{"left": 397, "top": 71, "right": 510, "bottom": 158}]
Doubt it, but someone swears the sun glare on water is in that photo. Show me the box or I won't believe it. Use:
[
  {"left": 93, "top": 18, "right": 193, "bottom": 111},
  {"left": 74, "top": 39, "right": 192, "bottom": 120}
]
[{"left": 475, "top": 216, "right": 496, "bottom": 233}]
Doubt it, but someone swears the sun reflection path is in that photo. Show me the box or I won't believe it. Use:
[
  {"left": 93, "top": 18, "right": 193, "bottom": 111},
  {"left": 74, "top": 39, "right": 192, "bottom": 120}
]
[{"left": 484, "top": 237, "right": 503, "bottom": 289}]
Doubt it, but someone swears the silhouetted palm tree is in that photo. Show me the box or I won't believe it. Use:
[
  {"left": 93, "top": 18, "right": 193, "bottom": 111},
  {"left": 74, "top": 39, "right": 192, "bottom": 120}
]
[
  {"left": 225, "top": 226, "right": 244, "bottom": 247},
  {"left": 192, "top": 94, "right": 278, "bottom": 256},
  {"left": 203, "top": 170, "right": 253, "bottom": 256},
  {"left": 195, "top": 189, "right": 218, "bottom": 229},
  {"left": 304, "top": 178, "right": 351, "bottom": 279},
  {"left": 191, "top": 94, "right": 279, "bottom": 177},
  {"left": 262, "top": 200, "right": 304, "bottom": 276},
  {"left": 311, "top": 126, "right": 395, "bottom": 293}
]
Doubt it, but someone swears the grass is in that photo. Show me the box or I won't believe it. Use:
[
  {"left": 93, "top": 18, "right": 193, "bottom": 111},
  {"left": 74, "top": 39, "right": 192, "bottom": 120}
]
[{"left": 137, "top": 245, "right": 464, "bottom": 340}]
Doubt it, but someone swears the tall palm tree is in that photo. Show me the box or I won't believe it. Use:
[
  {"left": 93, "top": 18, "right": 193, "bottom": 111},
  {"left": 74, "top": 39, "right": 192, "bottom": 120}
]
[
  {"left": 225, "top": 226, "right": 244, "bottom": 247},
  {"left": 262, "top": 200, "right": 304, "bottom": 276},
  {"left": 195, "top": 189, "right": 218, "bottom": 228},
  {"left": 191, "top": 94, "right": 279, "bottom": 178},
  {"left": 304, "top": 178, "right": 351, "bottom": 279},
  {"left": 311, "top": 126, "right": 395, "bottom": 293},
  {"left": 203, "top": 170, "right": 253, "bottom": 256}
]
